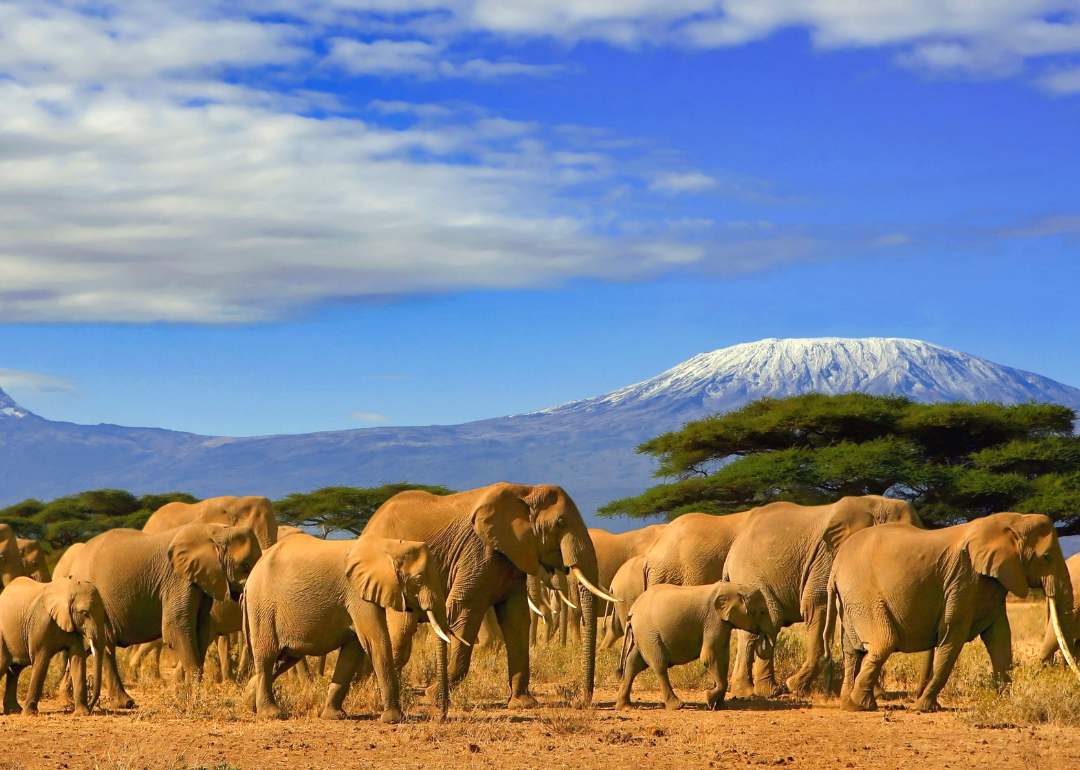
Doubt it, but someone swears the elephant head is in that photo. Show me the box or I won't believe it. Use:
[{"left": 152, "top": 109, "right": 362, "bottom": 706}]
[
  {"left": 345, "top": 537, "right": 455, "bottom": 643},
  {"left": 18, "top": 540, "right": 51, "bottom": 583},
  {"left": 471, "top": 483, "right": 609, "bottom": 704},
  {"left": 168, "top": 524, "right": 262, "bottom": 602},
  {"left": 0, "top": 524, "right": 28, "bottom": 588},
  {"left": 42, "top": 577, "right": 109, "bottom": 712},
  {"left": 964, "top": 512, "right": 1076, "bottom": 656},
  {"left": 713, "top": 584, "right": 778, "bottom": 659}
]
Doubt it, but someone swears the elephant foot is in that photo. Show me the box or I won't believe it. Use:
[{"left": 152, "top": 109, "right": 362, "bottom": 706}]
[
  {"left": 73, "top": 704, "right": 91, "bottom": 716},
  {"left": 110, "top": 694, "right": 135, "bottom": 710},
  {"left": 21, "top": 704, "right": 38, "bottom": 716},
  {"left": 839, "top": 696, "right": 867, "bottom": 712},
  {"left": 850, "top": 690, "right": 877, "bottom": 712},
  {"left": 320, "top": 705, "right": 347, "bottom": 720},
  {"left": 785, "top": 673, "right": 813, "bottom": 697},
  {"left": 256, "top": 703, "right": 283, "bottom": 720},
  {"left": 507, "top": 694, "right": 538, "bottom": 710},
  {"left": 728, "top": 680, "right": 756, "bottom": 699},
  {"left": 915, "top": 695, "right": 941, "bottom": 713},
  {"left": 614, "top": 695, "right": 632, "bottom": 711},
  {"left": 664, "top": 697, "right": 684, "bottom": 711},
  {"left": 706, "top": 692, "right": 727, "bottom": 711},
  {"left": 755, "top": 679, "right": 784, "bottom": 699},
  {"left": 380, "top": 707, "right": 404, "bottom": 724}
]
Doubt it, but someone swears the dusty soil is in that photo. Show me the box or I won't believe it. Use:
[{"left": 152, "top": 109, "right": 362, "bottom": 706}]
[{"left": 3, "top": 686, "right": 1078, "bottom": 770}]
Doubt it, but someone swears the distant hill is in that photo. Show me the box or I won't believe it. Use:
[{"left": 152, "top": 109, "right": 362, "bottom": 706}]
[{"left": 3, "top": 337, "right": 1079, "bottom": 526}]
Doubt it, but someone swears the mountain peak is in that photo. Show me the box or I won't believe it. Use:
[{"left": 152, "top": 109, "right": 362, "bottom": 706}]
[{"left": 0, "top": 386, "right": 30, "bottom": 419}]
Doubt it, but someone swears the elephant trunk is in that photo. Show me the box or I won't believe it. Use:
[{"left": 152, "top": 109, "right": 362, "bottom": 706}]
[
  {"left": 86, "top": 625, "right": 106, "bottom": 712},
  {"left": 755, "top": 617, "right": 778, "bottom": 660},
  {"left": 561, "top": 534, "right": 598, "bottom": 706},
  {"left": 1044, "top": 554, "right": 1077, "bottom": 660}
]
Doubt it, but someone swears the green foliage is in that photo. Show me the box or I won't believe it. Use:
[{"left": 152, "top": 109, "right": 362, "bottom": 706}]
[
  {"left": 0, "top": 489, "right": 199, "bottom": 555},
  {"left": 274, "top": 482, "right": 456, "bottom": 537},
  {"left": 600, "top": 393, "right": 1080, "bottom": 529}
]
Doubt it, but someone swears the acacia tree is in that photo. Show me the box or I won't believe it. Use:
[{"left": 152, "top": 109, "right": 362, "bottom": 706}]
[
  {"left": 274, "top": 482, "right": 456, "bottom": 537},
  {"left": 598, "top": 393, "right": 1080, "bottom": 529}
]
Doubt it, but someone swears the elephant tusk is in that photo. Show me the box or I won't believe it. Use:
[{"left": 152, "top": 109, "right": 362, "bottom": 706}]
[
  {"left": 452, "top": 631, "right": 472, "bottom": 648},
  {"left": 426, "top": 610, "right": 454, "bottom": 647},
  {"left": 528, "top": 597, "right": 545, "bottom": 617},
  {"left": 1049, "top": 599, "right": 1080, "bottom": 679},
  {"left": 89, "top": 639, "right": 97, "bottom": 659},
  {"left": 570, "top": 566, "right": 621, "bottom": 604},
  {"left": 555, "top": 589, "right": 578, "bottom": 610}
]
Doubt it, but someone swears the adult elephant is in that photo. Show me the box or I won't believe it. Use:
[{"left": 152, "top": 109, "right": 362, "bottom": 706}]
[
  {"left": 642, "top": 510, "right": 759, "bottom": 589},
  {"left": 17, "top": 540, "right": 50, "bottom": 583},
  {"left": 363, "top": 482, "right": 614, "bottom": 707},
  {"left": 1039, "top": 552, "right": 1080, "bottom": 666},
  {"left": 53, "top": 543, "right": 84, "bottom": 580},
  {"left": 724, "top": 495, "right": 921, "bottom": 697},
  {"left": 67, "top": 523, "right": 261, "bottom": 708},
  {"left": 144, "top": 496, "right": 278, "bottom": 550},
  {"left": 830, "top": 513, "right": 1076, "bottom": 712},
  {"left": 0, "top": 525, "right": 28, "bottom": 589}
]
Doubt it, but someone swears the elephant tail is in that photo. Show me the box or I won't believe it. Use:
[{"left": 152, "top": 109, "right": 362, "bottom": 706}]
[
  {"left": 823, "top": 571, "right": 840, "bottom": 694},
  {"left": 617, "top": 620, "right": 634, "bottom": 678},
  {"left": 240, "top": 590, "right": 253, "bottom": 676}
]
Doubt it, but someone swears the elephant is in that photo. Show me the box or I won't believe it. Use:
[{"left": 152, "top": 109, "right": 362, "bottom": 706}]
[
  {"left": 362, "top": 483, "right": 615, "bottom": 707},
  {"left": 128, "top": 597, "right": 246, "bottom": 683},
  {"left": 144, "top": 495, "right": 278, "bottom": 550},
  {"left": 723, "top": 495, "right": 921, "bottom": 698},
  {"left": 565, "top": 524, "right": 667, "bottom": 643},
  {"left": 0, "top": 576, "right": 108, "bottom": 715},
  {"left": 66, "top": 523, "right": 261, "bottom": 708},
  {"left": 615, "top": 581, "right": 777, "bottom": 711},
  {"left": 1040, "top": 552, "right": 1080, "bottom": 666},
  {"left": 17, "top": 540, "right": 51, "bottom": 582},
  {"left": 642, "top": 510, "right": 759, "bottom": 589},
  {"left": 277, "top": 525, "right": 305, "bottom": 540},
  {"left": 242, "top": 532, "right": 454, "bottom": 723},
  {"left": 828, "top": 513, "right": 1076, "bottom": 713},
  {"left": 600, "top": 555, "right": 647, "bottom": 649},
  {"left": 53, "top": 543, "right": 84, "bottom": 580},
  {"left": 0, "top": 524, "right": 28, "bottom": 589}
]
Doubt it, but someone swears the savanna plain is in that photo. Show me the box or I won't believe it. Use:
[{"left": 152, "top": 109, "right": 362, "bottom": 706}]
[{"left": 2, "top": 602, "right": 1078, "bottom": 770}]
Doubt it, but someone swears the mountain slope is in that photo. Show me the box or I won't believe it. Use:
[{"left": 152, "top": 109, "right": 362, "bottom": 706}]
[{"left": 2, "top": 337, "right": 1078, "bottom": 521}]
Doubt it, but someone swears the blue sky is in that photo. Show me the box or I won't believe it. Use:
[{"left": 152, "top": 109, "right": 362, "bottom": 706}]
[{"left": 1, "top": 1, "right": 1079, "bottom": 436}]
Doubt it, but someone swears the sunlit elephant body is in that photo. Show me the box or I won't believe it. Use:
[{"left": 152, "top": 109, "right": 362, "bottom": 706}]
[
  {"left": 1040, "top": 552, "right": 1080, "bottom": 665},
  {"left": 363, "top": 483, "right": 606, "bottom": 707},
  {"left": 129, "top": 596, "right": 245, "bottom": 683},
  {"left": 643, "top": 510, "right": 758, "bottom": 589},
  {"left": 144, "top": 496, "right": 278, "bottom": 550},
  {"left": 0, "top": 576, "right": 107, "bottom": 715},
  {"left": 0, "top": 524, "right": 28, "bottom": 589},
  {"left": 830, "top": 513, "right": 1075, "bottom": 712},
  {"left": 53, "top": 543, "right": 84, "bottom": 580},
  {"left": 724, "top": 495, "right": 921, "bottom": 697},
  {"left": 17, "top": 540, "right": 50, "bottom": 583},
  {"left": 243, "top": 533, "right": 452, "bottom": 723},
  {"left": 600, "top": 555, "right": 647, "bottom": 648},
  {"left": 616, "top": 581, "right": 777, "bottom": 711},
  {"left": 67, "top": 524, "right": 261, "bottom": 708}
]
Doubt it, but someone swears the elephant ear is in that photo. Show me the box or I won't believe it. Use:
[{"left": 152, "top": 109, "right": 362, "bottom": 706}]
[
  {"left": 345, "top": 538, "right": 406, "bottom": 612},
  {"left": 168, "top": 526, "right": 229, "bottom": 601},
  {"left": 713, "top": 586, "right": 745, "bottom": 622},
  {"left": 472, "top": 486, "right": 542, "bottom": 576},
  {"left": 43, "top": 579, "right": 77, "bottom": 634},
  {"left": 964, "top": 520, "right": 1029, "bottom": 599},
  {"left": 823, "top": 499, "right": 877, "bottom": 550}
]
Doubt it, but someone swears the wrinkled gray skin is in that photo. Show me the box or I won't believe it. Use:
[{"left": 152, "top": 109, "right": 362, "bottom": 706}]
[
  {"left": 17, "top": 540, "right": 51, "bottom": 583},
  {"left": 830, "top": 513, "right": 1075, "bottom": 713},
  {"left": 723, "top": 495, "right": 922, "bottom": 698},
  {"left": 1040, "top": 552, "right": 1080, "bottom": 665},
  {"left": 616, "top": 582, "right": 777, "bottom": 711},
  {"left": 0, "top": 524, "right": 28, "bottom": 590},
  {"left": 242, "top": 533, "right": 452, "bottom": 723},
  {"left": 363, "top": 483, "right": 602, "bottom": 707},
  {"left": 67, "top": 524, "right": 261, "bottom": 708},
  {"left": 0, "top": 577, "right": 107, "bottom": 715},
  {"left": 600, "top": 555, "right": 647, "bottom": 649}
]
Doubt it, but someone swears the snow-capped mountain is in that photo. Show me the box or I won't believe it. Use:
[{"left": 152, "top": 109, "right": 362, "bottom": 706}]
[{"left": 2, "top": 338, "right": 1079, "bottom": 523}]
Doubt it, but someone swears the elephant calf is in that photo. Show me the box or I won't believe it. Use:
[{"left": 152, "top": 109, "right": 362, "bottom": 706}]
[
  {"left": 616, "top": 581, "right": 777, "bottom": 711},
  {"left": 0, "top": 577, "right": 108, "bottom": 715},
  {"left": 600, "top": 555, "right": 646, "bottom": 649},
  {"left": 243, "top": 533, "right": 455, "bottom": 723}
]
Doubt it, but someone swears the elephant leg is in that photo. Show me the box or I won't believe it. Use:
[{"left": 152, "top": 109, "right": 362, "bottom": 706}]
[
  {"left": 55, "top": 650, "right": 73, "bottom": 706},
  {"left": 322, "top": 640, "right": 363, "bottom": 720},
  {"left": 702, "top": 627, "right": 732, "bottom": 710},
  {"left": 316, "top": 655, "right": 326, "bottom": 677},
  {"left": 655, "top": 662, "right": 683, "bottom": 711},
  {"left": 22, "top": 650, "right": 55, "bottom": 715},
  {"left": 363, "top": 617, "right": 404, "bottom": 725},
  {"left": 236, "top": 638, "right": 250, "bottom": 680},
  {"left": 752, "top": 640, "right": 783, "bottom": 697},
  {"left": 847, "top": 647, "right": 891, "bottom": 712},
  {"left": 729, "top": 630, "right": 756, "bottom": 698},
  {"left": 981, "top": 614, "right": 1012, "bottom": 691},
  {"left": 1038, "top": 621, "right": 1060, "bottom": 667},
  {"left": 911, "top": 650, "right": 934, "bottom": 700},
  {"left": 615, "top": 642, "right": 646, "bottom": 710},
  {"left": 252, "top": 652, "right": 283, "bottom": 719},
  {"left": 914, "top": 638, "right": 965, "bottom": 713},
  {"left": 425, "top": 607, "right": 484, "bottom": 702},
  {"left": 103, "top": 648, "right": 135, "bottom": 709},
  {"left": 3, "top": 664, "right": 23, "bottom": 714},
  {"left": 495, "top": 590, "right": 536, "bottom": 709},
  {"left": 292, "top": 656, "right": 311, "bottom": 682},
  {"left": 69, "top": 652, "right": 90, "bottom": 716},
  {"left": 787, "top": 611, "right": 826, "bottom": 696}
]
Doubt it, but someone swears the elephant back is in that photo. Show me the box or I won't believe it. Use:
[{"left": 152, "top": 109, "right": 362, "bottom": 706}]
[
  {"left": 144, "top": 496, "right": 278, "bottom": 549},
  {"left": 643, "top": 510, "right": 756, "bottom": 588}
]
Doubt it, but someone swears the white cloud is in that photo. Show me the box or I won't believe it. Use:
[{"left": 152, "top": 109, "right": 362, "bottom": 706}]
[
  {"left": 0, "top": 368, "right": 79, "bottom": 394},
  {"left": 650, "top": 171, "right": 718, "bottom": 194},
  {"left": 348, "top": 411, "right": 390, "bottom": 422}
]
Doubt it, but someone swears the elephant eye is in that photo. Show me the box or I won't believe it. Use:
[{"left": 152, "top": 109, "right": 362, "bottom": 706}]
[{"left": 1044, "top": 554, "right": 1053, "bottom": 563}]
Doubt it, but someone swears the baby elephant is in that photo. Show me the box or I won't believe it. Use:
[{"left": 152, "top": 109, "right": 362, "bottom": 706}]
[
  {"left": 617, "top": 581, "right": 776, "bottom": 711},
  {"left": 0, "top": 577, "right": 109, "bottom": 715}
]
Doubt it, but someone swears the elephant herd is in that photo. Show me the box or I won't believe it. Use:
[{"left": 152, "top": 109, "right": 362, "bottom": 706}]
[{"left": 0, "top": 487, "right": 1077, "bottom": 726}]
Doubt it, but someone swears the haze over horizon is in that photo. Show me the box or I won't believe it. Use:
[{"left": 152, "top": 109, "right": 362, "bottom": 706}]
[{"left": 1, "top": 1, "right": 1078, "bottom": 439}]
